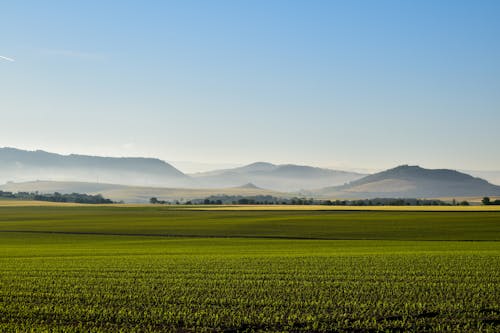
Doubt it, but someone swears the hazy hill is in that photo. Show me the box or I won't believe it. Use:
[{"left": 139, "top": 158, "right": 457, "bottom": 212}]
[
  {"left": 0, "top": 147, "right": 192, "bottom": 187},
  {"left": 0, "top": 180, "right": 124, "bottom": 194},
  {"left": 0, "top": 180, "right": 284, "bottom": 203},
  {"left": 0, "top": 148, "right": 365, "bottom": 191},
  {"left": 464, "top": 170, "right": 500, "bottom": 186},
  {"left": 190, "top": 162, "right": 365, "bottom": 192},
  {"left": 316, "top": 165, "right": 500, "bottom": 198}
]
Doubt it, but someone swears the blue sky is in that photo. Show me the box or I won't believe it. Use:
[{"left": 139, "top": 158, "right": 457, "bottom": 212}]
[{"left": 1, "top": 1, "right": 499, "bottom": 172}]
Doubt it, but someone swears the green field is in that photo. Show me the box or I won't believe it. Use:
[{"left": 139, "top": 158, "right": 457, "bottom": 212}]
[
  {"left": 1, "top": 206, "right": 500, "bottom": 240},
  {"left": 1, "top": 206, "right": 499, "bottom": 332}
]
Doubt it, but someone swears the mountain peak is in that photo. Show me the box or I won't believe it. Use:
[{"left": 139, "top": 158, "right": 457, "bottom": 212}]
[
  {"left": 318, "top": 165, "right": 500, "bottom": 198},
  {"left": 232, "top": 162, "right": 277, "bottom": 173},
  {"left": 392, "top": 164, "right": 419, "bottom": 170},
  {"left": 238, "top": 182, "right": 261, "bottom": 189},
  {"left": 380, "top": 165, "right": 477, "bottom": 182},
  {"left": 246, "top": 162, "right": 276, "bottom": 167}
]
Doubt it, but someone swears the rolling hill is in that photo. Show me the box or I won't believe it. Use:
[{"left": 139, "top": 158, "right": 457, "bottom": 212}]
[
  {"left": 0, "top": 180, "right": 285, "bottom": 203},
  {"left": 190, "top": 162, "right": 365, "bottom": 191},
  {"left": 464, "top": 170, "right": 500, "bottom": 186},
  {"left": 0, "top": 147, "right": 192, "bottom": 187},
  {"left": 315, "top": 165, "right": 500, "bottom": 199},
  {"left": 4, "top": 148, "right": 497, "bottom": 199},
  {"left": 0, "top": 148, "right": 364, "bottom": 191}
]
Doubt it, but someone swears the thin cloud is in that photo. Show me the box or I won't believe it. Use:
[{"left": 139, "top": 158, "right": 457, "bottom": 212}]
[
  {"left": 40, "top": 49, "right": 104, "bottom": 60},
  {"left": 0, "top": 55, "right": 15, "bottom": 62}
]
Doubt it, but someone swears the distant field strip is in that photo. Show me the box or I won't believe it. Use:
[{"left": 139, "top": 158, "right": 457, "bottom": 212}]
[
  {"left": 2, "top": 200, "right": 500, "bottom": 211},
  {"left": 1, "top": 206, "right": 500, "bottom": 241},
  {"left": 180, "top": 204, "right": 500, "bottom": 212}
]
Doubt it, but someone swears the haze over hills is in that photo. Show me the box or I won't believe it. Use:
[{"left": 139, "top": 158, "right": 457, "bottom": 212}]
[
  {"left": 1, "top": 148, "right": 499, "bottom": 201},
  {"left": 0, "top": 148, "right": 365, "bottom": 192},
  {"left": 190, "top": 162, "right": 366, "bottom": 192},
  {"left": 0, "top": 147, "right": 192, "bottom": 188},
  {"left": 0, "top": 180, "right": 285, "bottom": 203},
  {"left": 315, "top": 165, "right": 500, "bottom": 199}
]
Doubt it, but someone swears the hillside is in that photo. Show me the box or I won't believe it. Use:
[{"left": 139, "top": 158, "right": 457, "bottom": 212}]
[
  {"left": 0, "top": 148, "right": 366, "bottom": 191},
  {"left": 0, "top": 180, "right": 285, "bottom": 203},
  {"left": 316, "top": 165, "right": 500, "bottom": 198},
  {"left": 190, "top": 162, "right": 365, "bottom": 191},
  {"left": 0, "top": 147, "right": 192, "bottom": 187},
  {"left": 464, "top": 170, "right": 500, "bottom": 186}
]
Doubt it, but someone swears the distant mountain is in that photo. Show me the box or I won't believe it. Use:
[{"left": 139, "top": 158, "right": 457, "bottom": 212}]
[
  {"left": 3, "top": 150, "right": 496, "bottom": 200},
  {"left": 235, "top": 183, "right": 262, "bottom": 189},
  {"left": 0, "top": 148, "right": 365, "bottom": 191},
  {"left": 0, "top": 147, "right": 192, "bottom": 187},
  {"left": 190, "top": 162, "right": 365, "bottom": 192},
  {"left": 315, "top": 165, "right": 500, "bottom": 198}
]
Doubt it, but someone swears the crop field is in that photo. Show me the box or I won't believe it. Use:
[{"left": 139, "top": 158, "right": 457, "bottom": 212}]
[{"left": 0, "top": 205, "right": 499, "bottom": 332}]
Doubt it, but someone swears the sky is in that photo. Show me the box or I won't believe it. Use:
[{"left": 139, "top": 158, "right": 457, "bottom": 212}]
[{"left": 1, "top": 0, "right": 499, "bottom": 173}]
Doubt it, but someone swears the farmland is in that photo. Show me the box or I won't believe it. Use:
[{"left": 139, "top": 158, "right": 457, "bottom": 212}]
[{"left": 0, "top": 205, "right": 499, "bottom": 332}]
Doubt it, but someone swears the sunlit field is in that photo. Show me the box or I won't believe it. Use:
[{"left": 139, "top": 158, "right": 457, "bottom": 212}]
[{"left": 0, "top": 205, "right": 499, "bottom": 332}]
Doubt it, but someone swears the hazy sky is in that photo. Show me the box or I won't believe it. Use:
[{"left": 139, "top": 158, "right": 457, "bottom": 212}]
[{"left": 1, "top": 1, "right": 499, "bottom": 172}]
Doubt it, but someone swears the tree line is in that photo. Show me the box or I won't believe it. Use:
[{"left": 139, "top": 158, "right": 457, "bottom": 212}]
[
  {"left": 482, "top": 197, "right": 500, "bottom": 205},
  {"left": 0, "top": 191, "right": 114, "bottom": 204},
  {"left": 150, "top": 195, "right": 461, "bottom": 206}
]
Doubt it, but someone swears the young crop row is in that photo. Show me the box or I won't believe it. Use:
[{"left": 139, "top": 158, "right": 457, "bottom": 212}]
[{"left": 0, "top": 240, "right": 499, "bottom": 332}]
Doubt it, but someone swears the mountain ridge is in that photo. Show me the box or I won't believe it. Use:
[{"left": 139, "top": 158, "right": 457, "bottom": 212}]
[
  {"left": 2, "top": 148, "right": 498, "bottom": 198},
  {"left": 0, "top": 147, "right": 190, "bottom": 187},
  {"left": 0, "top": 148, "right": 365, "bottom": 191},
  {"left": 316, "top": 165, "right": 500, "bottom": 198},
  {"left": 190, "top": 162, "right": 365, "bottom": 191}
]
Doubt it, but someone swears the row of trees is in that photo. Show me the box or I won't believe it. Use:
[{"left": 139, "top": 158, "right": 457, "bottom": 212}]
[
  {"left": 482, "top": 197, "right": 500, "bottom": 205},
  {"left": 150, "top": 195, "right": 457, "bottom": 206},
  {"left": 0, "top": 191, "right": 114, "bottom": 204}
]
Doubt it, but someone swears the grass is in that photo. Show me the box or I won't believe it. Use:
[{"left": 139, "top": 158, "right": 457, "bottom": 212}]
[
  {"left": 0, "top": 206, "right": 499, "bottom": 332},
  {"left": 0, "top": 206, "right": 499, "bottom": 240}
]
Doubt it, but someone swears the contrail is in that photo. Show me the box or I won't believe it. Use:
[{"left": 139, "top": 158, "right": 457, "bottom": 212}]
[{"left": 0, "top": 55, "right": 15, "bottom": 62}]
